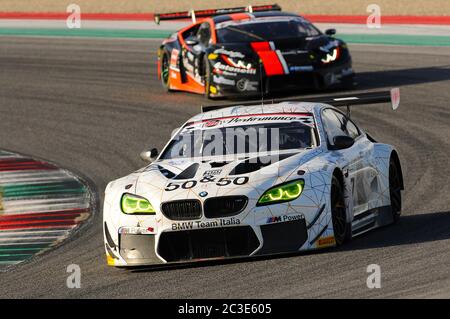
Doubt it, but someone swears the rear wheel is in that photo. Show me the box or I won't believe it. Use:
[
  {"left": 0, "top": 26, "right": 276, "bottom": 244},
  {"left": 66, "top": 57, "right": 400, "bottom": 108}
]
[
  {"left": 389, "top": 158, "right": 402, "bottom": 223},
  {"left": 161, "top": 51, "right": 171, "bottom": 91},
  {"left": 331, "top": 175, "right": 351, "bottom": 246}
]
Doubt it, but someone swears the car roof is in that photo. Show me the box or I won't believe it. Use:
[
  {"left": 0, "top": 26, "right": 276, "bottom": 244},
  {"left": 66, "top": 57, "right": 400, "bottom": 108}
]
[
  {"left": 212, "top": 11, "right": 301, "bottom": 24},
  {"left": 188, "top": 102, "right": 329, "bottom": 123}
]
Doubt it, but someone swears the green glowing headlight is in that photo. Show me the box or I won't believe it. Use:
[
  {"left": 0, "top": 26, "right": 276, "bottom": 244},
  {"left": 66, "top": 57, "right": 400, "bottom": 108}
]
[
  {"left": 257, "top": 179, "right": 305, "bottom": 206},
  {"left": 121, "top": 193, "right": 155, "bottom": 215}
]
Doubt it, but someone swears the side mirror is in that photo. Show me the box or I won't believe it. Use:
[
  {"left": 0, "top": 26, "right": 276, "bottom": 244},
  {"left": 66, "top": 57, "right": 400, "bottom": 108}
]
[
  {"left": 185, "top": 37, "right": 199, "bottom": 46},
  {"left": 325, "top": 28, "right": 336, "bottom": 36},
  {"left": 140, "top": 148, "right": 158, "bottom": 163},
  {"left": 333, "top": 136, "right": 354, "bottom": 150}
]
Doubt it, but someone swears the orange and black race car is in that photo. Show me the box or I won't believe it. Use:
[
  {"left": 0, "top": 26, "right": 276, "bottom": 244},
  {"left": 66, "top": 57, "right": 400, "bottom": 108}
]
[{"left": 156, "top": 4, "right": 355, "bottom": 99}]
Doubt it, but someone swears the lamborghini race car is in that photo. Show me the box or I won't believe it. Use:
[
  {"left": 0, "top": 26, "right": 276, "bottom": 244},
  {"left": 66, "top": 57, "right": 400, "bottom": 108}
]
[
  {"left": 103, "top": 89, "right": 403, "bottom": 267},
  {"left": 156, "top": 4, "right": 355, "bottom": 99}
]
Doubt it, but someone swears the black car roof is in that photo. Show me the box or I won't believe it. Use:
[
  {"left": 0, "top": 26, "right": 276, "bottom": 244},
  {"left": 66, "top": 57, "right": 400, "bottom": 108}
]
[{"left": 212, "top": 11, "right": 301, "bottom": 24}]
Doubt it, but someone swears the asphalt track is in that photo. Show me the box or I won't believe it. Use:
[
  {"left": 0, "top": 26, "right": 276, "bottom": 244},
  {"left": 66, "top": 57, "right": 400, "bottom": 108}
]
[{"left": 0, "top": 37, "right": 450, "bottom": 298}]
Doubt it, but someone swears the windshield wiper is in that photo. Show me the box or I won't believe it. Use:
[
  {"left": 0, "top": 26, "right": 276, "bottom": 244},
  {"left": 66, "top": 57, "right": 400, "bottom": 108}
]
[{"left": 226, "top": 26, "right": 265, "bottom": 41}]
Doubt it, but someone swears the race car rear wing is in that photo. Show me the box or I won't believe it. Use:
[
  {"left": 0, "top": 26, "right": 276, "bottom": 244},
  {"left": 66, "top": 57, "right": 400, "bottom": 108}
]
[
  {"left": 201, "top": 88, "right": 401, "bottom": 117},
  {"left": 154, "top": 4, "right": 282, "bottom": 24}
]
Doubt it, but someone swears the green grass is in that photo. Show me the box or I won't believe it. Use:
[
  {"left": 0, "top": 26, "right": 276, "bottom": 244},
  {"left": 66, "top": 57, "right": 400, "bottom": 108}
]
[{"left": 0, "top": 28, "right": 449, "bottom": 46}]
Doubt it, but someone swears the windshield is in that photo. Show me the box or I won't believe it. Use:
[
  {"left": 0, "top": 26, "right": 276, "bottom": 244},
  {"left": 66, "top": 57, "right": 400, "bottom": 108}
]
[
  {"left": 160, "top": 121, "right": 316, "bottom": 160},
  {"left": 216, "top": 18, "right": 321, "bottom": 43}
]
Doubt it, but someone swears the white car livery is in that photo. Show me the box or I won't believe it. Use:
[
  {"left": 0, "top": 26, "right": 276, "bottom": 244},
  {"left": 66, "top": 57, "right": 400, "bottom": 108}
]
[{"left": 103, "top": 89, "right": 403, "bottom": 267}]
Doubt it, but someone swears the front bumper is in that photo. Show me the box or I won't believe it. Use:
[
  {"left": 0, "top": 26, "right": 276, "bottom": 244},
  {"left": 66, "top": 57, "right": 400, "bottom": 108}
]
[
  {"left": 209, "top": 57, "right": 354, "bottom": 98},
  {"left": 105, "top": 217, "right": 310, "bottom": 267}
]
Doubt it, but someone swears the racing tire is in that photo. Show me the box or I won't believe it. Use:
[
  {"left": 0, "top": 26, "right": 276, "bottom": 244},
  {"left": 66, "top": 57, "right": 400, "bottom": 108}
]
[
  {"left": 331, "top": 175, "right": 351, "bottom": 246},
  {"left": 389, "top": 157, "right": 402, "bottom": 223},
  {"left": 203, "top": 56, "right": 213, "bottom": 99},
  {"left": 160, "top": 50, "right": 171, "bottom": 92}
]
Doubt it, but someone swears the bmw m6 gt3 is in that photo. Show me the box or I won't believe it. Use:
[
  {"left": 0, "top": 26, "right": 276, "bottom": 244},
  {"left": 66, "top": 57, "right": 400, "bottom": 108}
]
[{"left": 103, "top": 89, "right": 403, "bottom": 267}]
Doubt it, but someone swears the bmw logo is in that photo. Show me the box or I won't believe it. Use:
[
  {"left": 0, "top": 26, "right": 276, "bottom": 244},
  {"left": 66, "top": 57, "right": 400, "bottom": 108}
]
[{"left": 199, "top": 191, "right": 208, "bottom": 197}]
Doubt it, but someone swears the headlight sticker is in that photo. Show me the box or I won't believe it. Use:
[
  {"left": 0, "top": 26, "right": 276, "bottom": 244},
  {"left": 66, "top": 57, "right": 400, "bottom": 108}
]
[
  {"left": 121, "top": 193, "right": 156, "bottom": 215},
  {"left": 257, "top": 179, "right": 305, "bottom": 206}
]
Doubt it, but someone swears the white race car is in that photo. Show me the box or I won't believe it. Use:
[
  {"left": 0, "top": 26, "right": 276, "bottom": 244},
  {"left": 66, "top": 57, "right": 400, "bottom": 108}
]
[{"left": 103, "top": 89, "right": 403, "bottom": 267}]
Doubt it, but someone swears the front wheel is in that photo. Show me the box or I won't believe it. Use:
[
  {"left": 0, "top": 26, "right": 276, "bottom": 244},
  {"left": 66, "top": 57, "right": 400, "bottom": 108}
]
[
  {"left": 160, "top": 51, "right": 171, "bottom": 91},
  {"left": 203, "top": 56, "right": 213, "bottom": 99},
  {"left": 331, "top": 175, "right": 351, "bottom": 246},
  {"left": 389, "top": 158, "right": 402, "bottom": 223}
]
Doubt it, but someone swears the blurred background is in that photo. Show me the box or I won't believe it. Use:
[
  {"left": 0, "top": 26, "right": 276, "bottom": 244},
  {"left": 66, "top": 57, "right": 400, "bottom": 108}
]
[{"left": 1, "top": 0, "right": 449, "bottom": 15}]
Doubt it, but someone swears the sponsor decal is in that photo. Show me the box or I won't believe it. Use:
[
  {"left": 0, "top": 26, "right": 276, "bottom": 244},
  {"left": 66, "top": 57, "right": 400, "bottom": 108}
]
[
  {"left": 266, "top": 214, "right": 304, "bottom": 224},
  {"left": 236, "top": 78, "right": 258, "bottom": 92},
  {"left": 281, "top": 50, "right": 309, "bottom": 55},
  {"left": 213, "top": 68, "right": 238, "bottom": 77},
  {"left": 187, "top": 113, "right": 316, "bottom": 130},
  {"left": 203, "top": 169, "right": 222, "bottom": 176},
  {"left": 170, "top": 49, "right": 179, "bottom": 69},
  {"left": 221, "top": 55, "right": 254, "bottom": 70},
  {"left": 183, "top": 57, "right": 195, "bottom": 73},
  {"left": 227, "top": 115, "right": 309, "bottom": 124},
  {"left": 204, "top": 119, "right": 221, "bottom": 127},
  {"left": 289, "top": 66, "right": 314, "bottom": 72},
  {"left": 213, "top": 75, "right": 235, "bottom": 86},
  {"left": 172, "top": 217, "right": 241, "bottom": 230},
  {"left": 317, "top": 236, "right": 336, "bottom": 247},
  {"left": 213, "top": 62, "right": 256, "bottom": 75},
  {"left": 213, "top": 48, "right": 245, "bottom": 59},
  {"left": 199, "top": 191, "right": 208, "bottom": 197}
]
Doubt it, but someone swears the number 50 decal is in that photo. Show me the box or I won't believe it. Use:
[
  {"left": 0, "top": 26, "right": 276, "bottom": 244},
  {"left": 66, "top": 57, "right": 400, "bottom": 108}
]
[
  {"left": 164, "top": 176, "right": 249, "bottom": 191},
  {"left": 165, "top": 180, "right": 197, "bottom": 191},
  {"left": 216, "top": 177, "right": 248, "bottom": 186}
]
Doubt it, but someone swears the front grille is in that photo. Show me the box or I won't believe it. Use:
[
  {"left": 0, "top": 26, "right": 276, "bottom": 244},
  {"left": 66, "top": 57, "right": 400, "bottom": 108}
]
[
  {"left": 158, "top": 226, "right": 259, "bottom": 262},
  {"left": 161, "top": 199, "right": 202, "bottom": 220},
  {"left": 204, "top": 196, "right": 248, "bottom": 218},
  {"left": 266, "top": 73, "right": 317, "bottom": 92}
]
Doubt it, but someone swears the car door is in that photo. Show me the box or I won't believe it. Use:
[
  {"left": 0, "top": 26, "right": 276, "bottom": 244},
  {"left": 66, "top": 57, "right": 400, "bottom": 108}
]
[
  {"left": 321, "top": 108, "right": 371, "bottom": 217},
  {"left": 180, "top": 22, "right": 212, "bottom": 84}
]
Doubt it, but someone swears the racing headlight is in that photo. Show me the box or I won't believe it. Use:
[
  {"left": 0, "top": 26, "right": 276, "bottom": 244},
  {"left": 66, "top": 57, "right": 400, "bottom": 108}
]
[
  {"left": 257, "top": 179, "right": 304, "bottom": 206},
  {"left": 321, "top": 47, "right": 340, "bottom": 63},
  {"left": 121, "top": 193, "right": 155, "bottom": 215}
]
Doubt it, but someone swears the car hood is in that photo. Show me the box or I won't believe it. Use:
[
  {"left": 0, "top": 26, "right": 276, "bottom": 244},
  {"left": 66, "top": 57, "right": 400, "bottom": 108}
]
[
  {"left": 117, "top": 148, "right": 324, "bottom": 202},
  {"left": 212, "top": 35, "right": 343, "bottom": 68}
]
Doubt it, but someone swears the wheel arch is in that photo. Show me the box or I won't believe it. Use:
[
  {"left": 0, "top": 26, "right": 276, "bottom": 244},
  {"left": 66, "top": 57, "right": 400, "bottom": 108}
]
[
  {"left": 330, "top": 166, "right": 352, "bottom": 244},
  {"left": 331, "top": 167, "right": 352, "bottom": 222},
  {"left": 332, "top": 167, "right": 344, "bottom": 188}
]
